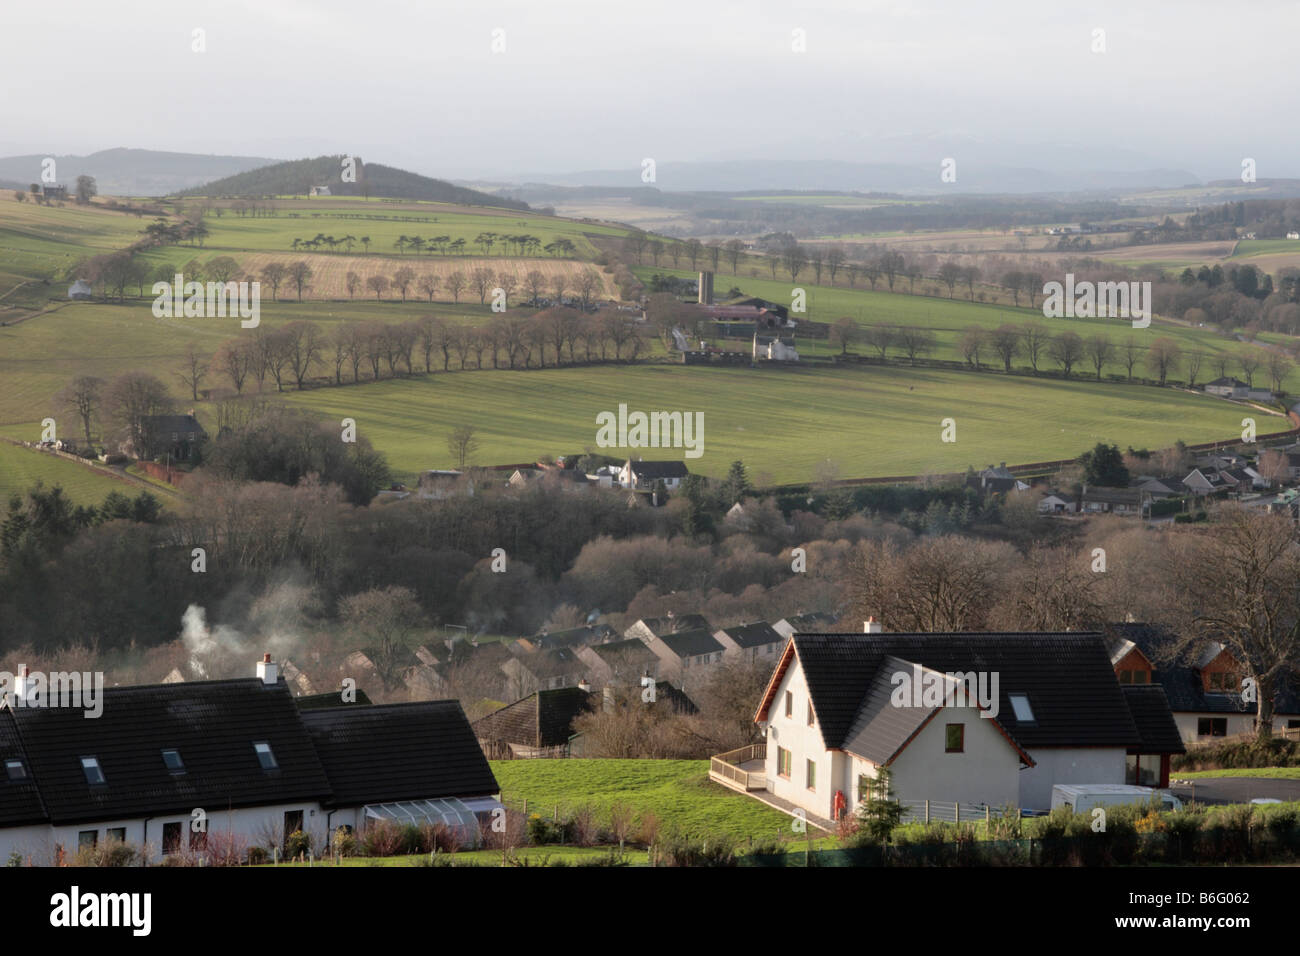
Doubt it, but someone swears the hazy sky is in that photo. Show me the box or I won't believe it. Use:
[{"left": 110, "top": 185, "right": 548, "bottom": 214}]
[{"left": 4, "top": 0, "right": 1298, "bottom": 180}]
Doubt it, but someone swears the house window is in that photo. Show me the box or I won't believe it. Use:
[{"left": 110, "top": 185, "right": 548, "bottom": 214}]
[
  {"left": 190, "top": 827, "right": 207, "bottom": 851},
  {"left": 1125, "top": 754, "right": 1161, "bottom": 787},
  {"left": 253, "top": 741, "right": 278, "bottom": 770},
  {"left": 106, "top": 827, "right": 126, "bottom": 843},
  {"left": 857, "top": 773, "right": 871, "bottom": 802},
  {"left": 1197, "top": 718, "right": 1227, "bottom": 737},
  {"left": 162, "top": 822, "right": 182, "bottom": 854},
  {"left": 1207, "top": 672, "right": 1237, "bottom": 693},
  {"left": 1008, "top": 694, "right": 1035, "bottom": 722},
  {"left": 161, "top": 749, "right": 185, "bottom": 774},
  {"left": 945, "top": 724, "right": 964, "bottom": 753},
  {"left": 776, "top": 746, "right": 792, "bottom": 779},
  {"left": 806, "top": 759, "right": 817, "bottom": 791},
  {"left": 81, "top": 756, "right": 106, "bottom": 786},
  {"left": 78, "top": 830, "right": 97, "bottom": 850},
  {"left": 784, "top": 691, "right": 793, "bottom": 718},
  {"left": 1288, "top": 720, "right": 1300, "bottom": 730},
  {"left": 807, "top": 701, "right": 815, "bottom": 726},
  {"left": 5, "top": 759, "right": 27, "bottom": 781},
  {"left": 285, "top": 810, "right": 304, "bottom": 843}
]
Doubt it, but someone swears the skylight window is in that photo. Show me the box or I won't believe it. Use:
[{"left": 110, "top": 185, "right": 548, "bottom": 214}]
[
  {"left": 1009, "top": 694, "right": 1035, "bottom": 722},
  {"left": 253, "top": 741, "right": 278, "bottom": 770},
  {"left": 161, "top": 749, "right": 185, "bottom": 774},
  {"left": 81, "top": 756, "right": 106, "bottom": 786},
  {"left": 5, "top": 759, "right": 26, "bottom": 781}
]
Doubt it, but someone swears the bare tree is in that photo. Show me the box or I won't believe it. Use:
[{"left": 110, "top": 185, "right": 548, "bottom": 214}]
[
  {"left": 1048, "top": 331, "right": 1084, "bottom": 378},
  {"left": 445, "top": 271, "right": 467, "bottom": 303},
  {"left": 176, "top": 342, "right": 210, "bottom": 400},
  {"left": 1145, "top": 337, "right": 1182, "bottom": 386},
  {"left": 447, "top": 424, "right": 480, "bottom": 470},
  {"left": 990, "top": 324, "right": 1020, "bottom": 373},
  {"left": 1021, "top": 322, "right": 1048, "bottom": 374},
  {"left": 57, "top": 375, "right": 104, "bottom": 445}
]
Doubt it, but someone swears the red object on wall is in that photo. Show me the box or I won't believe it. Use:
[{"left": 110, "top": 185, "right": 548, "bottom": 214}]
[{"left": 833, "top": 790, "right": 847, "bottom": 820}]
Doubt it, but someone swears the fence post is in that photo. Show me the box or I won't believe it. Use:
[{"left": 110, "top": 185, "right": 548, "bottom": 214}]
[
  {"left": 925, "top": 800, "right": 930, "bottom": 824},
  {"left": 955, "top": 802, "right": 960, "bottom": 824},
  {"left": 986, "top": 806, "right": 991, "bottom": 826}
]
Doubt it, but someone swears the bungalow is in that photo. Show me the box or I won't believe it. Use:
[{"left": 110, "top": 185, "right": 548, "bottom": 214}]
[
  {"left": 967, "top": 463, "right": 1030, "bottom": 495},
  {"left": 618, "top": 459, "right": 690, "bottom": 491},
  {"left": 748, "top": 627, "right": 1182, "bottom": 818},
  {"left": 1038, "top": 490, "right": 1076, "bottom": 514},
  {"left": 1106, "top": 622, "right": 1300, "bottom": 743},
  {"left": 1182, "top": 468, "right": 1232, "bottom": 496},
  {"left": 472, "top": 686, "right": 593, "bottom": 758},
  {"left": 1203, "top": 378, "right": 1274, "bottom": 402},
  {"left": 1079, "top": 485, "right": 1143, "bottom": 515},
  {"left": 713, "top": 621, "right": 786, "bottom": 664},
  {"left": 1135, "top": 476, "right": 1189, "bottom": 499},
  {"left": 0, "top": 655, "right": 499, "bottom": 864}
]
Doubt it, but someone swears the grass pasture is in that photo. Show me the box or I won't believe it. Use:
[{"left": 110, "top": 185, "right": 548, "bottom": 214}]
[
  {"left": 0, "top": 440, "right": 136, "bottom": 505},
  {"left": 490, "top": 759, "right": 796, "bottom": 843},
  {"left": 279, "top": 362, "right": 1256, "bottom": 485}
]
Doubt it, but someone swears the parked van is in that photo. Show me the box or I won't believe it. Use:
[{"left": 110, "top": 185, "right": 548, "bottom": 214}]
[{"left": 1050, "top": 784, "right": 1183, "bottom": 814}]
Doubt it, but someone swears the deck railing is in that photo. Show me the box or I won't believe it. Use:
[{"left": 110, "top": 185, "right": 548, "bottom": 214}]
[{"left": 709, "top": 742, "right": 768, "bottom": 792}]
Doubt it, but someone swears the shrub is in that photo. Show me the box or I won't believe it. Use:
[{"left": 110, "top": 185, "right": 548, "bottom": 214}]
[
  {"left": 361, "top": 820, "right": 405, "bottom": 857},
  {"left": 285, "top": 829, "right": 311, "bottom": 859},
  {"left": 330, "top": 828, "right": 357, "bottom": 858},
  {"left": 526, "top": 813, "right": 564, "bottom": 846},
  {"left": 653, "top": 832, "right": 736, "bottom": 867},
  {"left": 247, "top": 846, "right": 268, "bottom": 865}
]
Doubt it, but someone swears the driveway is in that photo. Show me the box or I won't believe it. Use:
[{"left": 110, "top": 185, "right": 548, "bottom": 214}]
[{"left": 1168, "top": 776, "right": 1300, "bottom": 806}]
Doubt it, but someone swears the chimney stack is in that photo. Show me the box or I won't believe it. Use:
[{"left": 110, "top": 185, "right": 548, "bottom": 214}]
[
  {"left": 256, "top": 653, "right": 278, "bottom": 686},
  {"left": 863, "top": 617, "right": 882, "bottom": 634},
  {"left": 578, "top": 678, "right": 591, "bottom": 693},
  {"left": 12, "top": 665, "right": 33, "bottom": 705}
]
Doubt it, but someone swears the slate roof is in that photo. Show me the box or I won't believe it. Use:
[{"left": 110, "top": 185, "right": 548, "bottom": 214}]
[
  {"left": 762, "top": 632, "right": 1142, "bottom": 751},
  {"left": 586, "top": 638, "right": 659, "bottom": 667},
  {"left": 295, "top": 688, "right": 374, "bottom": 709},
  {"left": 840, "top": 656, "right": 1033, "bottom": 767},
  {"left": 142, "top": 414, "right": 205, "bottom": 436},
  {"left": 472, "top": 687, "right": 593, "bottom": 748},
  {"left": 511, "top": 646, "right": 584, "bottom": 680},
  {"left": 0, "top": 712, "right": 46, "bottom": 827},
  {"left": 626, "top": 460, "right": 690, "bottom": 479},
  {"left": 301, "top": 700, "right": 497, "bottom": 807},
  {"left": 715, "top": 621, "right": 784, "bottom": 650},
  {"left": 628, "top": 614, "right": 712, "bottom": 638},
  {"left": 1120, "top": 685, "right": 1186, "bottom": 754},
  {"left": 1105, "top": 623, "right": 1300, "bottom": 716},
  {"left": 656, "top": 628, "right": 724, "bottom": 660},
  {"left": 7, "top": 678, "right": 332, "bottom": 826}
]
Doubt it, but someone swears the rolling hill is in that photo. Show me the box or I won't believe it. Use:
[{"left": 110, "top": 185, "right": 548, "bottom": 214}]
[
  {"left": 181, "top": 156, "right": 529, "bottom": 210},
  {"left": 0, "top": 148, "right": 279, "bottom": 197}
]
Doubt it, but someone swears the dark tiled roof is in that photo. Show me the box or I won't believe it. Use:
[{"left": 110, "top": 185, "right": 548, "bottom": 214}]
[
  {"left": 142, "top": 414, "right": 205, "bottom": 435},
  {"left": 1106, "top": 623, "right": 1300, "bottom": 716},
  {"left": 587, "top": 639, "right": 658, "bottom": 666},
  {"left": 295, "top": 689, "right": 374, "bottom": 709},
  {"left": 472, "top": 688, "right": 593, "bottom": 748},
  {"left": 1121, "top": 685, "right": 1186, "bottom": 754},
  {"left": 627, "top": 460, "right": 690, "bottom": 479},
  {"left": 657, "top": 628, "right": 724, "bottom": 659},
  {"left": 301, "top": 700, "right": 497, "bottom": 807},
  {"left": 630, "top": 614, "right": 711, "bottom": 638},
  {"left": 787, "top": 633, "right": 1140, "bottom": 751},
  {"left": 513, "top": 646, "right": 583, "bottom": 680},
  {"left": 0, "top": 712, "right": 46, "bottom": 826},
  {"left": 10, "top": 679, "right": 331, "bottom": 825},
  {"left": 717, "top": 621, "right": 783, "bottom": 649}
]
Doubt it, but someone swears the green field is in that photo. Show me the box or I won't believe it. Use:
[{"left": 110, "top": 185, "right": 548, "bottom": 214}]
[
  {"left": 1232, "top": 239, "right": 1300, "bottom": 258},
  {"left": 190, "top": 199, "right": 628, "bottom": 259},
  {"left": 639, "top": 265, "right": 1300, "bottom": 386},
  {"left": 491, "top": 759, "right": 796, "bottom": 842},
  {"left": 278, "top": 362, "right": 1257, "bottom": 485},
  {"left": 0, "top": 440, "right": 137, "bottom": 505}
]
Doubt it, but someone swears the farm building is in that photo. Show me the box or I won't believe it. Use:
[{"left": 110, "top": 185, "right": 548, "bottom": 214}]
[
  {"left": 472, "top": 686, "right": 593, "bottom": 758},
  {"left": 67, "top": 279, "right": 94, "bottom": 300},
  {"left": 753, "top": 332, "right": 799, "bottom": 362}
]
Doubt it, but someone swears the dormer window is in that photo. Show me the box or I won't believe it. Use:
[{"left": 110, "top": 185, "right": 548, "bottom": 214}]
[
  {"left": 81, "top": 756, "right": 106, "bottom": 786},
  {"left": 253, "top": 741, "right": 278, "bottom": 771},
  {"left": 1009, "top": 694, "right": 1035, "bottom": 722},
  {"left": 161, "top": 749, "right": 186, "bottom": 774}
]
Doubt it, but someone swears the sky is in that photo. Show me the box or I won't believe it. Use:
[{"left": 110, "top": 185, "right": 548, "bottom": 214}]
[{"left": 3, "top": 0, "right": 1297, "bottom": 181}]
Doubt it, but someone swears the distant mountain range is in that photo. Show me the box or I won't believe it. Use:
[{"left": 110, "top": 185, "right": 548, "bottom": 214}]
[
  {"left": 506, "top": 159, "right": 1203, "bottom": 195},
  {"left": 180, "top": 156, "right": 528, "bottom": 210},
  {"left": 0, "top": 148, "right": 278, "bottom": 197}
]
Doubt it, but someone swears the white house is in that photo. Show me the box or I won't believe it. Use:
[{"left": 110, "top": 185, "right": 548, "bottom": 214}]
[
  {"left": 1288, "top": 232, "right": 1299, "bottom": 240},
  {"left": 0, "top": 656, "right": 500, "bottom": 865},
  {"left": 753, "top": 332, "right": 799, "bottom": 361},
  {"left": 745, "top": 627, "right": 1182, "bottom": 819},
  {"left": 618, "top": 459, "right": 689, "bottom": 491}
]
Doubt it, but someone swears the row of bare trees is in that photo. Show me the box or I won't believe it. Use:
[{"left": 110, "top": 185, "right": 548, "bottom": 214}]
[{"left": 206, "top": 308, "right": 647, "bottom": 393}]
